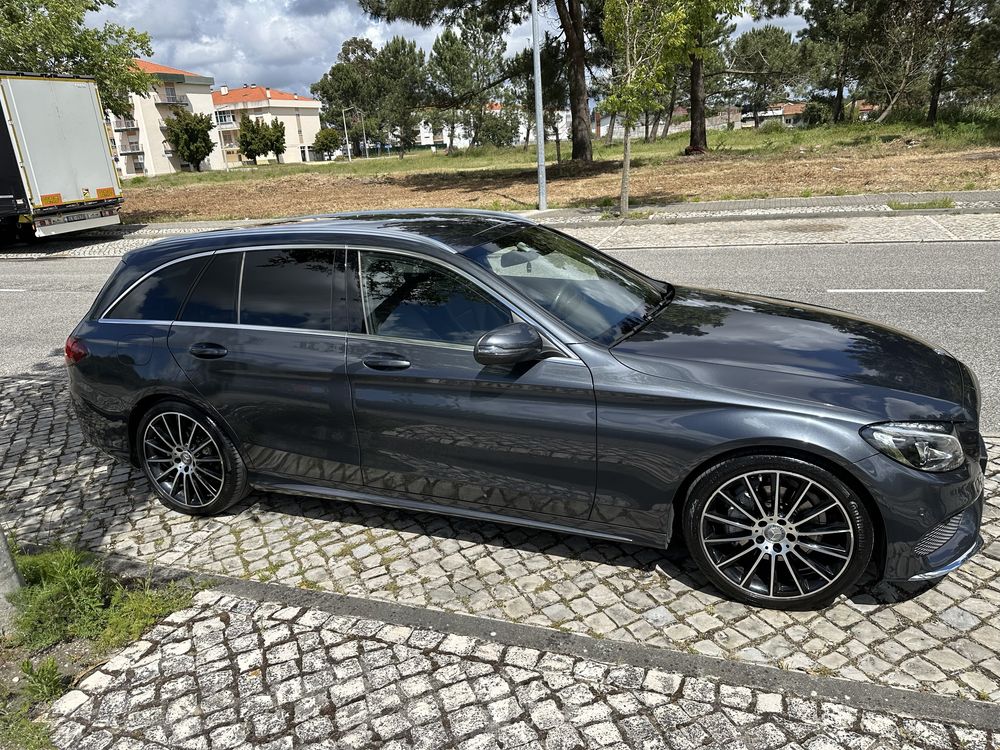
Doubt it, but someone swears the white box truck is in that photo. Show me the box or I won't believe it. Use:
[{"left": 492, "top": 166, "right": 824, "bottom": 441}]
[{"left": 1, "top": 72, "right": 123, "bottom": 241}]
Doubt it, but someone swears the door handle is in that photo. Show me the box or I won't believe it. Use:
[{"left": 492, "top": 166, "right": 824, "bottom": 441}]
[
  {"left": 362, "top": 353, "right": 411, "bottom": 371},
  {"left": 189, "top": 342, "right": 228, "bottom": 359}
]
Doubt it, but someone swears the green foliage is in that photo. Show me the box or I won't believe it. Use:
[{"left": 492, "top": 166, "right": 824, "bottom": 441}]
[
  {"left": 266, "top": 117, "right": 286, "bottom": 159},
  {"left": 313, "top": 127, "right": 343, "bottom": 158},
  {"left": 163, "top": 108, "right": 216, "bottom": 171},
  {"left": 20, "top": 658, "right": 65, "bottom": 704},
  {"left": 0, "top": 0, "right": 153, "bottom": 117},
  {"left": 888, "top": 197, "right": 955, "bottom": 210},
  {"left": 0, "top": 697, "right": 53, "bottom": 750},
  {"left": 803, "top": 100, "right": 832, "bottom": 125},
  {"left": 375, "top": 36, "right": 428, "bottom": 156},
  {"left": 758, "top": 119, "right": 787, "bottom": 134},
  {"left": 728, "top": 25, "right": 799, "bottom": 122},
  {"left": 99, "top": 581, "right": 193, "bottom": 651},
  {"left": 428, "top": 27, "right": 473, "bottom": 147},
  {"left": 237, "top": 114, "right": 270, "bottom": 164},
  {"left": 10, "top": 547, "right": 108, "bottom": 649}
]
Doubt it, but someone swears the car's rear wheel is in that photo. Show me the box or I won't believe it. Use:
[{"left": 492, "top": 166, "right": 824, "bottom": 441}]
[
  {"left": 138, "top": 401, "right": 248, "bottom": 515},
  {"left": 682, "top": 455, "right": 874, "bottom": 609}
]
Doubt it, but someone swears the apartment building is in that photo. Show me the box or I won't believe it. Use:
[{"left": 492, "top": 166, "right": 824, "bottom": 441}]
[
  {"left": 212, "top": 85, "right": 322, "bottom": 165},
  {"left": 108, "top": 59, "right": 225, "bottom": 177}
]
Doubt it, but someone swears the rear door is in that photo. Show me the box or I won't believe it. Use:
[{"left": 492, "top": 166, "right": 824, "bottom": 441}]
[{"left": 167, "top": 246, "right": 361, "bottom": 485}]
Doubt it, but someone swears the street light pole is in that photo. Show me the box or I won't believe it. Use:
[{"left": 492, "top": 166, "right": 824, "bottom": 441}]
[
  {"left": 341, "top": 107, "right": 352, "bottom": 162},
  {"left": 359, "top": 110, "right": 369, "bottom": 158},
  {"left": 530, "top": 0, "right": 547, "bottom": 210}
]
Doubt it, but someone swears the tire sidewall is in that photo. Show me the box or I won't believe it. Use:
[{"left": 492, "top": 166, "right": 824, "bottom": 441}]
[
  {"left": 682, "top": 454, "right": 874, "bottom": 610},
  {"left": 137, "top": 400, "right": 247, "bottom": 515}
]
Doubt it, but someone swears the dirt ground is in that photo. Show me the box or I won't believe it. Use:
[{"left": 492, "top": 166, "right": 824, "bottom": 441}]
[{"left": 122, "top": 145, "right": 1000, "bottom": 222}]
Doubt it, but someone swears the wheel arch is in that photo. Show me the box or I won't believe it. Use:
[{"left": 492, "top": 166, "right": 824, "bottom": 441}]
[
  {"left": 127, "top": 390, "right": 244, "bottom": 467},
  {"left": 671, "top": 444, "right": 886, "bottom": 574}
]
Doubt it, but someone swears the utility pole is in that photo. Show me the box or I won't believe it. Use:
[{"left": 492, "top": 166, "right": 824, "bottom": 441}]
[
  {"left": 341, "top": 107, "right": 352, "bottom": 162},
  {"left": 530, "top": 0, "right": 547, "bottom": 210}
]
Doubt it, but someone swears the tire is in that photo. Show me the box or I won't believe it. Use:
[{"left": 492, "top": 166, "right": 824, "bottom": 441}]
[
  {"left": 137, "top": 400, "right": 248, "bottom": 515},
  {"left": 682, "top": 454, "right": 874, "bottom": 610}
]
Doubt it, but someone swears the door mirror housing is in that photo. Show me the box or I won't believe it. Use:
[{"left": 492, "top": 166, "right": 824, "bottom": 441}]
[{"left": 474, "top": 322, "right": 544, "bottom": 365}]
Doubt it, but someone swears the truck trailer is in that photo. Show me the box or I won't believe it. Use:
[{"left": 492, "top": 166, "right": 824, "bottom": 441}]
[{"left": 1, "top": 72, "right": 123, "bottom": 241}]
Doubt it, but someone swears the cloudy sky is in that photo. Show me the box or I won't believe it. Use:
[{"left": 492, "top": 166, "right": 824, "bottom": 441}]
[{"left": 90, "top": 1, "right": 803, "bottom": 97}]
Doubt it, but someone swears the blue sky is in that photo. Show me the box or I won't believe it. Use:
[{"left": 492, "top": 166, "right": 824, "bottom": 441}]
[{"left": 91, "top": 1, "right": 805, "bottom": 97}]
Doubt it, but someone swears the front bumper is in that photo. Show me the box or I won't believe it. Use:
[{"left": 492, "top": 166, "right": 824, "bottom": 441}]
[{"left": 852, "top": 451, "right": 986, "bottom": 581}]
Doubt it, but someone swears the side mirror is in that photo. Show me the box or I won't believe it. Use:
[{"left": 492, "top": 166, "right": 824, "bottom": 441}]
[{"left": 474, "top": 322, "right": 544, "bottom": 366}]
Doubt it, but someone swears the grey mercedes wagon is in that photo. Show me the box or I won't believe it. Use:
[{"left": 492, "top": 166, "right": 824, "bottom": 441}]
[{"left": 67, "top": 210, "right": 986, "bottom": 608}]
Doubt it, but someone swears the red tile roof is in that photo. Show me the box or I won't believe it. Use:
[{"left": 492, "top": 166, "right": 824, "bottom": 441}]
[
  {"left": 133, "top": 59, "right": 206, "bottom": 78},
  {"left": 212, "top": 86, "right": 314, "bottom": 105},
  {"left": 781, "top": 102, "right": 807, "bottom": 116}
]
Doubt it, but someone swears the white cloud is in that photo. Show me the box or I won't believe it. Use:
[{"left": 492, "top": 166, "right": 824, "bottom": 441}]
[{"left": 88, "top": 0, "right": 442, "bottom": 94}]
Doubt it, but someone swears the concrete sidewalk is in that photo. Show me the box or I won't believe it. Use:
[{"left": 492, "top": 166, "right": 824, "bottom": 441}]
[{"left": 533, "top": 190, "right": 1000, "bottom": 225}]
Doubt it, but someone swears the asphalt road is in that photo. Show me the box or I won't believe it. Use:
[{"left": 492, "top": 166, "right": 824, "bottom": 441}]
[{"left": 1, "top": 240, "right": 996, "bottom": 431}]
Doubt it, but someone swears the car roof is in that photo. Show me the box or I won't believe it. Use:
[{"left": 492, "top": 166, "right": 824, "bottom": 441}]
[{"left": 122, "top": 209, "right": 536, "bottom": 269}]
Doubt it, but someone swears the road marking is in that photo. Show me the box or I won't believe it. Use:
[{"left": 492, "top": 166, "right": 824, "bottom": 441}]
[
  {"left": 826, "top": 288, "right": 985, "bottom": 293},
  {"left": 0, "top": 288, "right": 26, "bottom": 292}
]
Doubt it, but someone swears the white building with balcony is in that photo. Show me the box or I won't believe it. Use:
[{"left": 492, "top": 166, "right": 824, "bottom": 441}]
[
  {"left": 212, "top": 84, "right": 322, "bottom": 165},
  {"left": 108, "top": 59, "right": 225, "bottom": 177}
]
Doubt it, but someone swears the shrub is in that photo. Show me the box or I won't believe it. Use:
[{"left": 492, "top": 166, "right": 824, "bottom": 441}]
[
  {"left": 20, "top": 658, "right": 64, "bottom": 703},
  {"left": 758, "top": 120, "right": 787, "bottom": 135}
]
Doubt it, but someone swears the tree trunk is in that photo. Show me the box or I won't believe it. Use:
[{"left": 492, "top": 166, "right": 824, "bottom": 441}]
[
  {"left": 832, "top": 48, "right": 848, "bottom": 122},
  {"left": 927, "top": 64, "right": 946, "bottom": 124},
  {"left": 620, "top": 126, "right": 631, "bottom": 216},
  {"left": 554, "top": 124, "right": 562, "bottom": 163},
  {"left": 661, "top": 77, "right": 678, "bottom": 138},
  {"left": 553, "top": 0, "right": 593, "bottom": 161},
  {"left": 448, "top": 113, "right": 456, "bottom": 151},
  {"left": 604, "top": 112, "right": 616, "bottom": 146},
  {"left": 688, "top": 45, "right": 707, "bottom": 153},
  {"left": 649, "top": 112, "right": 661, "bottom": 142},
  {"left": 643, "top": 111, "right": 650, "bottom": 143}
]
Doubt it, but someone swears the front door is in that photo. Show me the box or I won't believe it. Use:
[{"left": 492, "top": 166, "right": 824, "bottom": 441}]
[
  {"left": 167, "top": 246, "right": 361, "bottom": 485},
  {"left": 346, "top": 249, "right": 597, "bottom": 520}
]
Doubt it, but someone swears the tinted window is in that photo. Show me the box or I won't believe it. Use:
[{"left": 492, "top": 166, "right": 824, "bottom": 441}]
[
  {"left": 240, "top": 249, "right": 334, "bottom": 330},
  {"left": 106, "top": 257, "right": 207, "bottom": 321},
  {"left": 360, "top": 253, "right": 511, "bottom": 345},
  {"left": 463, "top": 226, "right": 666, "bottom": 345},
  {"left": 179, "top": 252, "right": 241, "bottom": 324}
]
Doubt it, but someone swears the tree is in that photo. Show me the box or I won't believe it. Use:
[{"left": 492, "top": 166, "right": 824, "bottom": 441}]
[
  {"left": 374, "top": 36, "right": 428, "bottom": 157},
  {"left": 311, "top": 37, "right": 381, "bottom": 155},
  {"left": 163, "top": 108, "right": 215, "bottom": 171},
  {"left": 428, "top": 27, "right": 473, "bottom": 149},
  {"left": 603, "top": 0, "right": 687, "bottom": 213},
  {"left": 685, "top": 1, "right": 743, "bottom": 153},
  {"left": 0, "top": 0, "right": 153, "bottom": 116},
  {"left": 313, "top": 127, "right": 344, "bottom": 158},
  {"left": 360, "top": 0, "right": 599, "bottom": 161},
  {"left": 728, "top": 25, "right": 799, "bottom": 126},
  {"left": 265, "top": 117, "right": 287, "bottom": 160},
  {"left": 512, "top": 33, "right": 570, "bottom": 156},
  {"left": 238, "top": 114, "right": 270, "bottom": 164},
  {"left": 457, "top": 12, "right": 511, "bottom": 146}
]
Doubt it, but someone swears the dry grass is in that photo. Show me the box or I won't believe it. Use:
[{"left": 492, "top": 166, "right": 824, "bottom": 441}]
[{"left": 121, "top": 127, "right": 1000, "bottom": 222}]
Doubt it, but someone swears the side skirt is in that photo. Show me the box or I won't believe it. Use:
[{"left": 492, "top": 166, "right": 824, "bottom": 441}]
[{"left": 248, "top": 474, "right": 668, "bottom": 549}]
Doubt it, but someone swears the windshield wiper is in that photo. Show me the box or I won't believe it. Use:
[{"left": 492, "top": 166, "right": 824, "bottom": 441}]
[{"left": 613, "top": 284, "right": 675, "bottom": 345}]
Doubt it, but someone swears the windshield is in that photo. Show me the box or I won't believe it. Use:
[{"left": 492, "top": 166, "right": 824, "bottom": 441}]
[{"left": 462, "top": 225, "right": 670, "bottom": 345}]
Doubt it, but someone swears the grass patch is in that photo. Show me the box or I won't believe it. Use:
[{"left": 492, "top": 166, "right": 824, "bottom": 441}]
[
  {"left": 887, "top": 197, "right": 956, "bottom": 210},
  {"left": 20, "top": 658, "right": 64, "bottom": 704},
  {"left": 99, "top": 581, "right": 193, "bottom": 651},
  {"left": 0, "top": 697, "right": 53, "bottom": 750}
]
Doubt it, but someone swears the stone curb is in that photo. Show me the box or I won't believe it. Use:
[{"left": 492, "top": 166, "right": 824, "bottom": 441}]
[{"left": 95, "top": 550, "right": 1000, "bottom": 734}]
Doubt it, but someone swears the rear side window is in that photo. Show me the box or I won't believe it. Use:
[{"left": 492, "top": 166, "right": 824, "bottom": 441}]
[
  {"left": 240, "top": 249, "right": 334, "bottom": 330},
  {"left": 105, "top": 257, "right": 207, "bottom": 321},
  {"left": 179, "top": 253, "right": 241, "bottom": 324}
]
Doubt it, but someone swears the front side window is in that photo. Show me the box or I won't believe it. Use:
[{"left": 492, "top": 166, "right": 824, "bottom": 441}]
[
  {"left": 105, "top": 257, "right": 207, "bottom": 321},
  {"left": 240, "top": 249, "right": 334, "bottom": 330},
  {"left": 462, "top": 226, "right": 667, "bottom": 345},
  {"left": 360, "top": 253, "right": 511, "bottom": 345}
]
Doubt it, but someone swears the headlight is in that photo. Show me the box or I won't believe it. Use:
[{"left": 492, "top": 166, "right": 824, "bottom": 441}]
[{"left": 861, "top": 422, "right": 965, "bottom": 472}]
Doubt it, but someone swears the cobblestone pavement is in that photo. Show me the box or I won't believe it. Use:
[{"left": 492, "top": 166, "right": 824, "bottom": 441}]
[
  {"left": 3, "top": 209, "right": 1000, "bottom": 261},
  {"left": 46, "top": 589, "right": 1000, "bottom": 750},
  {"left": 2, "top": 375, "right": 999, "bottom": 707}
]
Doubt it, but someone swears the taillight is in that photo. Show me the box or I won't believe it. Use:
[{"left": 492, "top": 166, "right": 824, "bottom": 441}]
[{"left": 65, "top": 336, "right": 89, "bottom": 365}]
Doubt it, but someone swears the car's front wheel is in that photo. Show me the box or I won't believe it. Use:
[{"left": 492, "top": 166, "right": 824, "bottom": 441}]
[
  {"left": 683, "top": 455, "right": 874, "bottom": 609},
  {"left": 137, "top": 401, "right": 248, "bottom": 515}
]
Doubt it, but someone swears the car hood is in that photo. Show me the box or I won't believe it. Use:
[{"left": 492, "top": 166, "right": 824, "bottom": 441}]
[{"left": 611, "top": 285, "right": 970, "bottom": 422}]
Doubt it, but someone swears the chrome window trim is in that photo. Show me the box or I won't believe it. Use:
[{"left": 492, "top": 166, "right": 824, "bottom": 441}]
[
  {"left": 170, "top": 321, "right": 349, "bottom": 338},
  {"left": 350, "top": 245, "right": 580, "bottom": 362},
  {"left": 100, "top": 250, "right": 215, "bottom": 319},
  {"left": 236, "top": 251, "right": 246, "bottom": 325}
]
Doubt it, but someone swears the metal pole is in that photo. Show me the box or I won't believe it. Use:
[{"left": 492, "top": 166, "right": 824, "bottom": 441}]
[
  {"left": 360, "top": 111, "right": 369, "bottom": 158},
  {"left": 530, "top": 0, "right": 547, "bottom": 210},
  {"left": 341, "top": 107, "right": 352, "bottom": 162}
]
